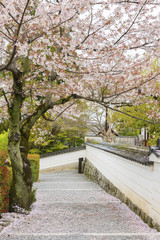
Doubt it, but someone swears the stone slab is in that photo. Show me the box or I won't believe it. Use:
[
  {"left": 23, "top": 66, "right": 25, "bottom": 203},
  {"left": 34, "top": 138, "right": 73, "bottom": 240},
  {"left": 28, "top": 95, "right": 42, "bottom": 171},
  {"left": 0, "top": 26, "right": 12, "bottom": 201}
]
[
  {"left": 1, "top": 234, "right": 160, "bottom": 240},
  {"left": 40, "top": 170, "right": 79, "bottom": 177},
  {"left": 34, "top": 182, "right": 101, "bottom": 190},
  {"left": 35, "top": 189, "right": 120, "bottom": 204},
  {"left": 38, "top": 177, "right": 89, "bottom": 183}
]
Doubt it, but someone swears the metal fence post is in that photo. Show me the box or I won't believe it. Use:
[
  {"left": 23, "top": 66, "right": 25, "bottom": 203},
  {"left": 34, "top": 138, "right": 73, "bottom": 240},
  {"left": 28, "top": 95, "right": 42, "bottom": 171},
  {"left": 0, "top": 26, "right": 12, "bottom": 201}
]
[{"left": 78, "top": 158, "right": 83, "bottom": 174}]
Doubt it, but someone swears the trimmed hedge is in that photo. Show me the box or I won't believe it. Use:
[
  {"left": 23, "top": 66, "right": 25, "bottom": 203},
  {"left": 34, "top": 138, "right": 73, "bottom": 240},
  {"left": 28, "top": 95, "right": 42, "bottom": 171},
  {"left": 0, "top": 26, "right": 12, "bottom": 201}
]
[
  {"left": 28, "top": 154, "right": 40, "bottom": 182},
  {"left": 0, "top": 131, "right": 8, "bottom": 152},
  {"left": 0, "top": 152, "right": 40, "bottom": 214}
]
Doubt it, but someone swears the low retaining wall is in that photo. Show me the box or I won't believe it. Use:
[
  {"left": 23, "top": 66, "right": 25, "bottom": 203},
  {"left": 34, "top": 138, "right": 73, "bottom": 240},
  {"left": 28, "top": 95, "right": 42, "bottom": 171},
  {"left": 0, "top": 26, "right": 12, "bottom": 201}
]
[
  {"left": 40, "top": 149, "right": 85, "bottom": 173},
  {"left": 84, "top": 136, "right": 103, "bottom": 143},
  {"left": 84, "top": 143, "right": 160, "bottom": 230},
  {"left": 114, "top": 136, "right": 138, "bottom": 146}
]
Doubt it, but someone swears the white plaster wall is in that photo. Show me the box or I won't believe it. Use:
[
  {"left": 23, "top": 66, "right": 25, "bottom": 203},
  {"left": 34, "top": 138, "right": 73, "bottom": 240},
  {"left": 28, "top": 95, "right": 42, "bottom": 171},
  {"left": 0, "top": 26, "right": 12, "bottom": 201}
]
[
  {"left": 114, "top": 136, "right": 137, "bottom": 146},
  {"left": 85, "top": 136, "right": 103, "bottom": 143},
  {"left": 151, "top": 162, "right": 160, "bottom": 224},
  {"left": 39, "top": 145, "right": 160, "bottom": 225},
  {"left": 40, "top": 150, "right": 85, "bottom": 171},
  {"left": 86, "top": 145, "right": 160, "bottom": 225}
]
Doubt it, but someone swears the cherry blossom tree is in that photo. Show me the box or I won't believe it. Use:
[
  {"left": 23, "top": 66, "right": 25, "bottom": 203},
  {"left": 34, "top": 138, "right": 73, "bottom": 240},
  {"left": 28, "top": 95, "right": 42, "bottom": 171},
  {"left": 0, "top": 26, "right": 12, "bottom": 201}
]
[{"left": 0, "top": 0, "right": 160, "bottom": 210}]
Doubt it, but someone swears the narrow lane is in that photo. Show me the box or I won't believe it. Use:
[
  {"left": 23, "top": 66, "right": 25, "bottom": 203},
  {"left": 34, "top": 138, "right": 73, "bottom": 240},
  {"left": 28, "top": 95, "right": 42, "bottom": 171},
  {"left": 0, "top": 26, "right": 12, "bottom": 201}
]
[{"left": 0, "top": 170, "right": 159, "bottom": 240}]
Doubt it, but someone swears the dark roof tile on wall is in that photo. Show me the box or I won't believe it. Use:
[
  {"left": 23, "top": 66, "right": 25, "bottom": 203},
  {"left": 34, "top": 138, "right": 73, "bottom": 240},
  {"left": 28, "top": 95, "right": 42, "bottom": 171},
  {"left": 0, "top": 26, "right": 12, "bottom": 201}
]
[{"left": 86, "top": 142, "right": 153, "bottom": 166}]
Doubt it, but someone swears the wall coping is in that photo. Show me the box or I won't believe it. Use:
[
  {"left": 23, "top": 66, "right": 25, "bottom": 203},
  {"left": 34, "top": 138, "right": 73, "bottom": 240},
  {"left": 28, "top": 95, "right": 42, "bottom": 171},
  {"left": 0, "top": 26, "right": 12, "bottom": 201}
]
[
  {"left": 40, "top": 146, "right": 86, "bottom": 158},
  {"left": 115, "top": 136, "right": 137, "bottom": 138},
  {"left": 86, "top": 142, "right": 153, "bottom": 166}
]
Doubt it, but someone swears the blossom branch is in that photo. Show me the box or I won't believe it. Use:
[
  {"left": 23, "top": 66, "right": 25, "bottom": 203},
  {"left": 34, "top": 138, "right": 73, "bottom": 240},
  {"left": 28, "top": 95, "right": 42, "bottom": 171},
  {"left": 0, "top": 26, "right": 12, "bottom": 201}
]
[
  {"left": 42, "top": 100, "right": 78, "bottom": 123},
  {"left": 0, "top": 2, "right": 19, "bottom": 25},
  {"left": 103, "top": 73, "right": 160, "bottom": 101},
  {"left": 116, "top": 1, "right": 160, "bottom": 5},
  {"left": 0, "top": 30, "right": 13, "bottom": 42},
  {"left": 114, "top": 0, "right": 148, "bottom": 45},
  {"left": 72, "top": 93, "right": 158, "bottom": 124},
  {"left": 76, "top": 24, "right": 107, "bottom": 49},
  {"left": 0, "top": 0, "right": 30, "bottom": 71},
  {"left": 28, "top": 11, "right": 78, "bottom": 44}
]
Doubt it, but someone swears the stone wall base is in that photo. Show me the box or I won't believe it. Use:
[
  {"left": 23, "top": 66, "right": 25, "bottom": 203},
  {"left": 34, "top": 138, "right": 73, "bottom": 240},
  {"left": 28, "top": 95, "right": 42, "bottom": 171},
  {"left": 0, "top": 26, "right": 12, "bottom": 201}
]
[{"left": 83, "top": 158, "right": 160, "bottom": 232}]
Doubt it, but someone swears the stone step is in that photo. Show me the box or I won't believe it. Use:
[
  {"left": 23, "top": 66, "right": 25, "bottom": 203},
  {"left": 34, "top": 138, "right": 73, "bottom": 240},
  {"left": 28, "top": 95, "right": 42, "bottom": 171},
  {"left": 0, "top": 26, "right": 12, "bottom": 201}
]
[
  {"left": 1, "top": 233, "right": 160, "bottom": 240},
  {"left": 34, "top": 181, "right": 101, "bottom": 190},
  {"left": 35, "top": 189, "right": 120, "bottom": 204},
  {"left": 0, "top": 170, "right": 158, "bottom": 240}
]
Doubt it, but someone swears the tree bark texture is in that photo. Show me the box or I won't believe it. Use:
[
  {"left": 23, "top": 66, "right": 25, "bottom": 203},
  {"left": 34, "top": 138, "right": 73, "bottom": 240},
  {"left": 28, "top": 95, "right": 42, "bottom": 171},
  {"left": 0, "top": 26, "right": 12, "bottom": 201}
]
[
  {"left": 7, "top": 71, "right": 74, "bottom": 211},
  {"left": 8, "top": 74, "right": 33, "bottom": 211}
]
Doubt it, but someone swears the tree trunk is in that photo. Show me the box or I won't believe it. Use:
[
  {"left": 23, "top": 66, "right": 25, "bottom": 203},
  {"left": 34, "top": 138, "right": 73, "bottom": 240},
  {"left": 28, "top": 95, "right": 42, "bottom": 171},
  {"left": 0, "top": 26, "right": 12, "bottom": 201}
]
[
  {"left": 8, "top": 75, "right": 33, "bottom": 212},
  {"left": 105, "top": 107, "right": 108, "bottom": 133},
  {"left": 7, "top": 83, "right": 74, "bottom": 211}
]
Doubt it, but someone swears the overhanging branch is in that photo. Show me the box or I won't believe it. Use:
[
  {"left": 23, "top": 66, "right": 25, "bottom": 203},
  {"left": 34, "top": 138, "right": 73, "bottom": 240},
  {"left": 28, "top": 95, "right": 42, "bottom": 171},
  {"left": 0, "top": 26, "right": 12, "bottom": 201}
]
[
  {"left": 42, "top": 100, "right": 78, "bottom": 122},
  {"left": 114, "top": 0, "right": 147, "bottom": 45},
  {"left": 20, "top": 94, "right": 77, "bottom": 133},
  {"left": 104, "top": 73, "right": 160, "bottom": 101},
  {"left": 72, "top": 93, "right": 159, "bottom": 124},
  {"left": 107, "top": 105, "right": 159, "bottom": 125}
]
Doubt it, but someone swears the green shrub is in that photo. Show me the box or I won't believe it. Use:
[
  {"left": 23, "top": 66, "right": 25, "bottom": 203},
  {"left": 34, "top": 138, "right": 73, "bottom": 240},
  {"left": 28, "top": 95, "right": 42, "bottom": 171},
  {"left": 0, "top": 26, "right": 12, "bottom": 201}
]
[
  {"left": 86, "top": 139, "right": 99, "bottom": 144},
  {"left": 0, "top": 152, "right": 39, "bottom": 215},
  {"left": 0, "top": 150, "right": 12, "bottom": 214},
  {"left": 0, "top": 132, "right": 9, "bottom": 214},
  {"left": 0, "top": 166, "right": 12, "bottom": 213},
  {"left": 0, "top": 131, "right": 8, "bottom": 152},
  {"left": 0, "top": 150, "right": 8, "bottom": 164},
  {"left": 28, "top": 154, "right": 40, "bottom": 182},
  {"left": 148, "top": 136, "right": 159, "bottom": 147},
  {"left": 29, "top": 148, "right": 41, "bottom": 154}
]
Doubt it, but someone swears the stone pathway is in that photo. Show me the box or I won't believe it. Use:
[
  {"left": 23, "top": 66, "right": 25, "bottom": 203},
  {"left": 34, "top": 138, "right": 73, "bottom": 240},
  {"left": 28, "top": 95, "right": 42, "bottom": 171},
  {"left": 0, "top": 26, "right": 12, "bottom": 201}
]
[{"left": 0, "top": 170, "right": 160, "bottom": 240}]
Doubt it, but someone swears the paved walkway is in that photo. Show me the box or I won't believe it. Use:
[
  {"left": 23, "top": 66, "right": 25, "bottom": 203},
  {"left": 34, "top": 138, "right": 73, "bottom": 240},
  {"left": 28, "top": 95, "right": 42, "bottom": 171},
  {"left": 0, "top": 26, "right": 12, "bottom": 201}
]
[{"left": 0, "top": 170, "right": 160, "bottom": 240}]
